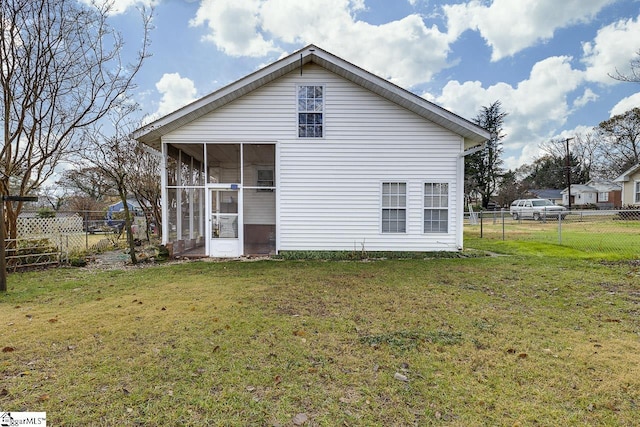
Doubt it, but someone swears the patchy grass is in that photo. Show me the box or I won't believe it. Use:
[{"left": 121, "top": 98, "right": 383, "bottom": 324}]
[
  {"left": 465, "top": 217, "right": 640, "bottom": 260},
  {"left": 1, "top": 257, "right": 640, "bottom": 426}
]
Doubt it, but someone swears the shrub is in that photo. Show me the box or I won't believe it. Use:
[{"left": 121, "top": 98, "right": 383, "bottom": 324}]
[
  {"left": 275, "top": 250, "right": 475, "bottom": 261},
  {"left": 36, "top": 207, "right": 56, "bottom": 218}
]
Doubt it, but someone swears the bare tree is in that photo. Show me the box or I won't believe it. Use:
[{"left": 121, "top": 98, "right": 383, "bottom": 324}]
[
  {"left": 0, "top": 0, "right": 151, "bottom": 241},
  {"left": 595, "top": 107, "right": 640, "bottom": 177},
  {"left": 58, "top": 167, "right": 118, "bottom": 202},
  {"left": 610, "top": 49, "right": 640, "bottom": 83},
  {"left": 572, "top": 132, "right": 602, "bottom": 180},
  {"left": 80, "top": 106, "right": 142, "bottom": 264},
  {"left": 128, "top": 145, "right": 162, "bottom": 240},
  {"left": 539, "top": 131, "right": 601, "bottom": 182},
  {"left": 38, "top": 185, "right": 69, "bottom": 211}
]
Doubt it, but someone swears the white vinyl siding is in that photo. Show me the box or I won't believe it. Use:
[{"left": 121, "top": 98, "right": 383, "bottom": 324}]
[{"left": 163, "top": 64, "right": 463, "bottom": 252}]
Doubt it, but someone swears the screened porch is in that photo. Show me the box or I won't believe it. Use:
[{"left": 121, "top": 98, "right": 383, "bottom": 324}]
[{"left": 162, "top": 142, "right": 276, "bottom": 257}]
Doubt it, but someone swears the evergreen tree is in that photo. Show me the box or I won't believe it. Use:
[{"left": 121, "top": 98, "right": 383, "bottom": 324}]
[{"left": 465, "top": 101, "right": 508, "bottom": 208}]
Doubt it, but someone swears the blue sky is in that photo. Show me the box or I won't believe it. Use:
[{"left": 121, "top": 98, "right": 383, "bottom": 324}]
[{"left": 103, "top": 0, "right": 640, "bottom": 170}]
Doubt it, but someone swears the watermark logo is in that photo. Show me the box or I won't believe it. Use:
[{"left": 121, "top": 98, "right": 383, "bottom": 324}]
[{"left": 0, "top": 412, "right": 46, "bottom": 427}]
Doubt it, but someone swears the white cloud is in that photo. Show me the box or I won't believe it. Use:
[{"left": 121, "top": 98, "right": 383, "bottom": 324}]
[
  {"left": 432, "top": 56, "right": 585, "bottom": 168},
  {"left": 79, "top": 0, "right": 158, "bottom": 15},
  {"left": 444, "top": 0, "right": 615, "bottom": 61},
  {"left": 582, "top": 15, "right": 640, "bottom": 84},
  {"left": 155, "top": 73, "right": 198, "bottom": 117},
  {"left": 573, "top": 88, "right": 598, "bottom": 109},
  {"left": 610, "top": 92, "right": 640, "bottom": 117},
  {"left": 190, "top": 0, "right": 280, "bottom": 57},
  {"left": 510, "top": 125, "right": 597, "bottom": 169},
  {"left": 190, "top": 0, "right": 452, "bottom": 87}
]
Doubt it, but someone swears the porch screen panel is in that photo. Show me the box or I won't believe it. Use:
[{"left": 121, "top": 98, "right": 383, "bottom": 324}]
[
  {"left": 243, "top": 144, "right": 275, "bottom": 188},
  {"left": 166, "top": 188, "right": 178, "bottom": 243},
  {"left": 207, "top": 144, "right": 240, "bottom": 184},
  {"left": 166, "top": 156, "right": 178, "bottom": 187},
  {"left": 181, "top": 188, "right": 205, "bottom": 240}
]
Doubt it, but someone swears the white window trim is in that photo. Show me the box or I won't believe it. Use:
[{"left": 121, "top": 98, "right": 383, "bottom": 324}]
[
  {"left": 380, "top": 181, "right": 407, "bottom": 234},
  {"left": 635, "top": 181, "right": 640, "bottom": 204},
  {"left": 296, "top": 84, "right": 325, "bottom": 139},
  {"left": 423, "top": 181, "right": 450, "bottom": 234},
  {"left": 255, "top": 168, "right": 275, "bottom": 192}
]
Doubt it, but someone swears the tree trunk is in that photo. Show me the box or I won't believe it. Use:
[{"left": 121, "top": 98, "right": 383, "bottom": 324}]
[{"left": 118, "top": 190, "right": 137, "bottom": 265}]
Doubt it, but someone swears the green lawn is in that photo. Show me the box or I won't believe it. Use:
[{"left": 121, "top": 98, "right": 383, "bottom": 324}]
[
  {"left": 2, "top": 252, "right": 639, "bottom": 426},
  {"left": 466, "top": 216, "right": 640, "bottom": 260}
]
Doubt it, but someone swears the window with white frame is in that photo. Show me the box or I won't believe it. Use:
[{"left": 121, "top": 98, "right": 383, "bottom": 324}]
[
  {"left": 381, "top": 183, "right": 406, "bottom": 233},
  {"left": 298, "top": 85, "right": 323, "bottom": 138},
  {"left": 635, "top": 181, "right": 640, "bottom": 203},
  {"left": 424, "top": 183, "right": 448, "bottom": 233},
  {"left": 256, "top": 169, "right": 274, "bottom": 192},
  {"left": 598, "top": 192, "right": 609, "bottom": 202}
]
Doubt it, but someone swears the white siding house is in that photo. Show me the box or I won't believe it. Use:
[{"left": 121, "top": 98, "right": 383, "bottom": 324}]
[
  {"left": 615, "top": 164, "right": 640, "bottom": 206},
  {"left": 561, "top": 181, "right": 621, "bottom": 208},
  {"left": 133, "top": 45, "right": 489, "bottom": 257}
]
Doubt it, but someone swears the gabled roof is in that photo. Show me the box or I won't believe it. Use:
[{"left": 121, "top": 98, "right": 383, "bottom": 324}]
[
  {"left": 560, "top": 181, "right": 621, "bottom": 194},
  {"left": 561, "top": 184, "right": 596, "bottom": 194},
  {"left": 133, "top": 44, "right": 490, "bottom": 149},
  {"left": 528, "top": 189, "right": 563, "bottom": 200},
  {"left": 585, "top": 180, "right": 621, "bottom": 191},
  {"left": 615, "top": 164, "right": 640, "bottom": 182}
]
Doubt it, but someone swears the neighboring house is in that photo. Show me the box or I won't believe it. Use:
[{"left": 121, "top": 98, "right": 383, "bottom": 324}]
[
  {"left": 615, "top": 164, "right": 640, "bottom": 205},
  {"left": 561, "top": 180, "right": 621, "bottom": 208},
  {"left": 133, "top": 45, "right": 489, "bottom": 257},
  {"left": 525, "top": 189, "right": 563, "bottom": 205}
]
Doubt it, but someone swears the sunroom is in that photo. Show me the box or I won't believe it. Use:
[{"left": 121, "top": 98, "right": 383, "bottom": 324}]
[{"left": 163, "top": 142, "right": 275, "bottom": 257}]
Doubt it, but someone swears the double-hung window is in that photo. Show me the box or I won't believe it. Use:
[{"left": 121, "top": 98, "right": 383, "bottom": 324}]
[
  {"left": 635, "top": 181, "right": 640, "bottom": 203},
  {"left": 381, "top": 183, "right": 406, "bottom": 233},
  {"left": 424, "top": 183, "right": 448, "bottom": 233},
  {"left": 298, "top": 85, "right": 323, "bottom": 138}
]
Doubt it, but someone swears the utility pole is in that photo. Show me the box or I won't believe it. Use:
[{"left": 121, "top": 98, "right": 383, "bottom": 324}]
[
  {"left": 564, "top": 137, "right": 575, "bottom": 210},
  {"left": 0, "top": 195, "right": 38, "bottom": 292}
]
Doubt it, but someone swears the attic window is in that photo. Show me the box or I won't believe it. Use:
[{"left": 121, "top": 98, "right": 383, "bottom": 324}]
[{"left": 298, "top": 85, "right": 323, "bottom": 138}]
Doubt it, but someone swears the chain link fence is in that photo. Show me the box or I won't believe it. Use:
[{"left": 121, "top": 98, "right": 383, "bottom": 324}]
[
  {"left": 9, "top": 211, "right": 152, "bottom": 269},
  {"left": 466, "top": 209, "right": 640, "bottom": 258}
]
